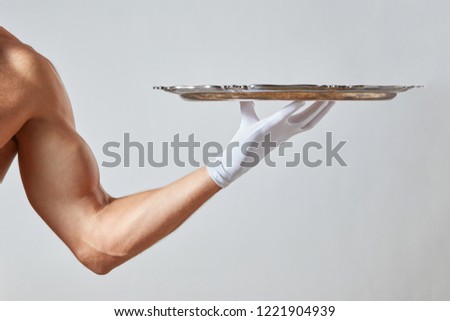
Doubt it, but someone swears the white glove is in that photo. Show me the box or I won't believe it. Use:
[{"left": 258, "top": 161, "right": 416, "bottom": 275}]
[{"left": 207, "top": 100, "right": 335, "bottom": 188}]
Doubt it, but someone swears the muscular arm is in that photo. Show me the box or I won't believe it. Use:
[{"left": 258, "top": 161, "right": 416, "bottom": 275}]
[
  {"left": 1, "top": 32, "right": 220, "bottom": 274},
  {"left": 0, "top": 139, "right": 17, "bottom": 183}
]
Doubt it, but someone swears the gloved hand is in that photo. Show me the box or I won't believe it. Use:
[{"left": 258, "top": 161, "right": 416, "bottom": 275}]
[{"left": 207, "top": 100, "right": 335, "bottom": 188}]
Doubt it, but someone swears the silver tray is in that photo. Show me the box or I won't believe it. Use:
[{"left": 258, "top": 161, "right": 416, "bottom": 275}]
[{"left": 154, "top": 84, "right": 420, "bottom": 101}]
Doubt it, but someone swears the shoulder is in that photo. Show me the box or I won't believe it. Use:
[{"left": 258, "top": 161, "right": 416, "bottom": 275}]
[
  {"left": 1, "top": 41, "right": 52, "bottom": 81},
  {"left": 0, "top": 39, "right": 61, "bottom": 115},
  {"left": 0, "top": 39, "right": 64, "bottom": 109},
  {"left": 0, "top": 28, "right": 59, "bottom": 86}
]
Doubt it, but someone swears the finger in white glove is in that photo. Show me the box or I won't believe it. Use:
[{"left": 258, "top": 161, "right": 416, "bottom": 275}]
[{"left": 207, "top": 100, "right": 335, "bottom": 188}]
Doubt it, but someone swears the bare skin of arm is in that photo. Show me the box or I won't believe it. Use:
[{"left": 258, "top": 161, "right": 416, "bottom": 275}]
[
  {"left": 0, "top": 27, "right": 221, "bottom": 274},
  {"left": 0, "top": 139, "right": 17, "bottom": 183}
]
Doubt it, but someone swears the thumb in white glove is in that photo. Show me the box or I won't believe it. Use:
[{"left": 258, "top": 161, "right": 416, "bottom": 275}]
[{"left": 207, "top": 100, "right": 335, "bottom": 188}]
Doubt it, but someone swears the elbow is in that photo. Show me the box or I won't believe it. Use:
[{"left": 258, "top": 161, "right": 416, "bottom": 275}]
[
  {"left": 86, "top": 262, "right": 114, "bottom": 276},
  {"left": 87, "top": 264, "right": 113, "bottom": 276},
  {"left": 69, "top": 214, "right": 137, "bottom": 275},
  {"left": 72, "top": 243, "right": 124, "bottom": 276}
]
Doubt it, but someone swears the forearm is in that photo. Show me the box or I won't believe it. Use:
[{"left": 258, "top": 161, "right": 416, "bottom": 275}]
[{"left": 87, "top": 167, "right": 220, "bottom": 264}]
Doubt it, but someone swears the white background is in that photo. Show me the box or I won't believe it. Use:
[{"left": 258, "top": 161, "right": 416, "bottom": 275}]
[{"left": 0, "top": 0, "right": 449, "bottom": 300}]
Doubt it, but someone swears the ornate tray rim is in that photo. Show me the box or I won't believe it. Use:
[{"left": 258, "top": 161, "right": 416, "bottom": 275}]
[{"left": 153, "top": 84, "right": 422, "bottom": 101}]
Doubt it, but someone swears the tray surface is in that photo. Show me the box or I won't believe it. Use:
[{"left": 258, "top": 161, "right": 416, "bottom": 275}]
[{"left": 154, "top": 84, "right": 420, "bottom": 101}]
